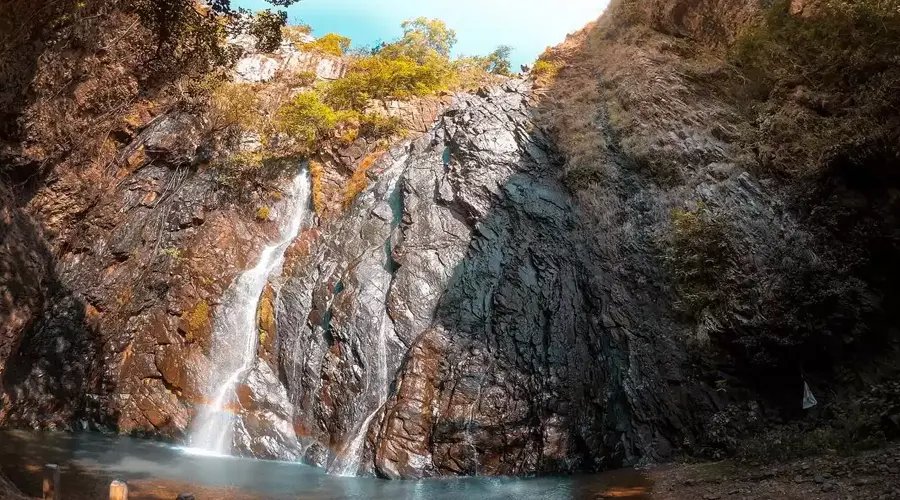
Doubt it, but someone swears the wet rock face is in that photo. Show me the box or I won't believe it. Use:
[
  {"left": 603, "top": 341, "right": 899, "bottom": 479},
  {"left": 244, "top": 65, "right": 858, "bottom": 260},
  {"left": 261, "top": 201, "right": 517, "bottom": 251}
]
[
  {"left": 0, "top": 109, "right": 278, "bottom": 436},
  {"left": 273, "top": 80, "right": 721, "bottom": 477}
]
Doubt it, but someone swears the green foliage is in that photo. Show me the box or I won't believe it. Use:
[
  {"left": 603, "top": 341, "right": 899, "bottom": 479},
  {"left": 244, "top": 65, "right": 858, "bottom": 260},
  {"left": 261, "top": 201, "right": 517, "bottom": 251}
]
[
  {"left": 533, "top": 60, "right": 560, "bottom": 77},
  {"left": 184, "top": 300, "right": 210, "bottom": 341},
  {"left": 666, "top": 203, "right": 733, "bottom": 317},
  {"left": 452, "top": 57, "right": 503, "bottom": 90},
  {"left": 302, "top": 33, "right": 352, "bottom": 56},
  {"left": 739, "top": 404, "right": 886, "bottom": 462},
  {"left": 247, "top": 9, "right": 288, "bottom": 52},
  {"left": 274, "top": 91, "right": 340, "bottom": 150},
  {"left": 732, "top": 0, "right": 900, "bottom": 90},
  {"left": 133, "top": 0, "right": 236, "bottom": 77},
  {"left": 385, "top": 17, "right": 458, "bottom": 60},
  {"left": 358, "top": 113, "right": 401, "bottom": 139},
  {"left": 133, "top": 0, "right": 301, "bottom": 78},
  {"left": 324, "top": 55, "right": 451, "bottom": 110},
  {"left": 484, "top": 45, "right": 513, "bottom": 76},
  {"left": 256, "top": 205, "right": 271, "bottom": 220},
  {"left": 160, "top": 248, "right": 182, "bottom": 259}
]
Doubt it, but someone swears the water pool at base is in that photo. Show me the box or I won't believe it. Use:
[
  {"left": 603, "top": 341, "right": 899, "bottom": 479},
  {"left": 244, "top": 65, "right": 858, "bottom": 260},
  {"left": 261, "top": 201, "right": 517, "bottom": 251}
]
[{"left": 0, "top": 430, "right": 652, "bottom": 499}]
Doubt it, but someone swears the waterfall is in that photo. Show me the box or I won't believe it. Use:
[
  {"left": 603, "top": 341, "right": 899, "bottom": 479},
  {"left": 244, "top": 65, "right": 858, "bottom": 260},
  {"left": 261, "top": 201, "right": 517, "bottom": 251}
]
[{"left": 188, "top": 170, "right": 311, "bottom": 455}]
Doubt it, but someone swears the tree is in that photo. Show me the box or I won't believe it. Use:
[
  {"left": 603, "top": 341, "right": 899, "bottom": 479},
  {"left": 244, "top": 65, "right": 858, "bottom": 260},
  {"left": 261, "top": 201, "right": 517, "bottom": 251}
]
[
  {"left": 249, "top": 10, "right": 289, "bottom": 52},
  {"left": 401, "top": 17, "right": 457, "bottom": 57},
  {"left": 484, "top": 45, "right": 513, "bottom": 75},
  {"left": 379, "top": 17, "right": 457, "bottom": 63}
]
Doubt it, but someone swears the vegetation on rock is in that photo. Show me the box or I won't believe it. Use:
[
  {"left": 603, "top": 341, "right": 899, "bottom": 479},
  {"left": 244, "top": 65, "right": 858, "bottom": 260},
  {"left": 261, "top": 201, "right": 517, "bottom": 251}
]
[{"left": 301, "top": 33, "right": 352, "bottom": 56}]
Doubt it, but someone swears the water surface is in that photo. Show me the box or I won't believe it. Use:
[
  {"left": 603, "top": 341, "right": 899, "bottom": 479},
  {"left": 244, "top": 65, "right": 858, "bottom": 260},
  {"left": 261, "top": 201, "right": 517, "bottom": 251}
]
[{"left": 0, "top": 430, "right": 652, "bottom": 499}]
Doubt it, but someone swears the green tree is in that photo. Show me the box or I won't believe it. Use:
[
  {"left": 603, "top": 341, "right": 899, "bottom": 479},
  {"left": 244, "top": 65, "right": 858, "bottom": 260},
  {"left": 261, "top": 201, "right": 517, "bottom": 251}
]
[
  {"left": 401, "top": 17, "right": 457, "bottom": 57},
  {"left": 249, "top": 10, "right": 288, "bottom": 52},
  {"left": 379, "top": 17, "right": 457, "bottom": 63},
  {"left": 485, "top": 45, "right": 513, "bottom": 75}
]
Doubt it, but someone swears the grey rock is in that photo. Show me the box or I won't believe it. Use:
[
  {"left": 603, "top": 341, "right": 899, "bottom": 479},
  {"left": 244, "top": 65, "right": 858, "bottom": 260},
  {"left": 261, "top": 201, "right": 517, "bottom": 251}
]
[{"left": 271, "top": 79, "right": 729, "bottom": 476}]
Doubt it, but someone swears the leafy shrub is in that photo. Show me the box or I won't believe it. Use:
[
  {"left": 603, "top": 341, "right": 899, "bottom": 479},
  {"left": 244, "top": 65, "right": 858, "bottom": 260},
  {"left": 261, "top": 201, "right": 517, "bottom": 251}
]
[
  {"left": 738, "top": 404, "right": 886, "bottom": 462},
  {"left": 732, "top": 0, "right": 900, "bottom": 91},
  {"left": 483, "top": 45, "right": 513, "bottom": 76},
  {"left": 532, "top": 60, "right": 562, "bottom": 79},
  {"left": 665, "top": 203, "right": 733, "bottom": 317},
  {"left": 378, "top": 17, "right": 458, "bottom": 61},
  {"left": 452, "top": 57, "right": 503, "bottom": 90},
  {"left": 359, "top": 113, "right": 402, "bottom": 140},
  {"left": 184, "top": 300, "right": 210, "bottom": 341},
  {"left": 730, "top": 0, "right": 900, "bottom": 177},
  {"left": 324, "top": 55, "right": 451, "bottom": 110},
  {"left": 133, "top": 0, "right": 237, "bottom": 79},
  {"left": 302, "top": 33, "right": 351, "bottom": 56},
  {"left": 287, "top": 70, "right": 318, "bottom": 88},
  {"left": 274, "top": 92, "right": 340, "bottom": 150},
  {"left": 281, "top": 24, "right": 312, "bottom": 46}
]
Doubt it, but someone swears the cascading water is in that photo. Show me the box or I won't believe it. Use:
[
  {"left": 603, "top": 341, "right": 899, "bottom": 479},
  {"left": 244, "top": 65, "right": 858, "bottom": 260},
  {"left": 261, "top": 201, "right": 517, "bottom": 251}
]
[{"left": 188, "top": 170, "right": 311, "bottom": 455}]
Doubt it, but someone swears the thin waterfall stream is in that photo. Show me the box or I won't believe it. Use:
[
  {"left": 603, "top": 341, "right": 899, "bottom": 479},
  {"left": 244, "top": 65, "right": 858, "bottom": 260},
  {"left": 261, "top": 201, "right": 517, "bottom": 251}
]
[{"left": 188, "top": 170, "right": 311, "bottom": 456}]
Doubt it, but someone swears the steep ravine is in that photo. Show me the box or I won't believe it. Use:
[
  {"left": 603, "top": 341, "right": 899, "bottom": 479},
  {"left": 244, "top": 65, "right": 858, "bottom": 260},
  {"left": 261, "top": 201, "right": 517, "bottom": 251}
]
[
  {"left": 3, "top": 0, "right": 899, "bottom": 484},
  {"left": 270, "top": 79, "right": 734, "bottom": 477}
]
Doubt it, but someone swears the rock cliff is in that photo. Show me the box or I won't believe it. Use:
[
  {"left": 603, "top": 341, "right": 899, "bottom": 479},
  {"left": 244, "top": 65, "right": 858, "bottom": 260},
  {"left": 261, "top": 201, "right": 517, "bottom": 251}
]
[{"left": 2, "top": 0, "right": 899, "bottom": 481}]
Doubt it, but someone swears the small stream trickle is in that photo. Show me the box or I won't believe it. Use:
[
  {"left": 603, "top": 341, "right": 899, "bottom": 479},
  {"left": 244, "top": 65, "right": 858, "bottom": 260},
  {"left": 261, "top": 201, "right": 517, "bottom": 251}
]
[{"left": 188, "top": 170, "right": 311, "bottom": 456}]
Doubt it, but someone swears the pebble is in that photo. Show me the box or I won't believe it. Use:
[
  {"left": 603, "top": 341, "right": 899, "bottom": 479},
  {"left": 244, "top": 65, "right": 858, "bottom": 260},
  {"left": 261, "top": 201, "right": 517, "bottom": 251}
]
[
  {"left": 821, "top": 482, "right": 835, "bottom": 492},
  {"left": 815, "top": 475, "right": 826, "bottom": 484}
]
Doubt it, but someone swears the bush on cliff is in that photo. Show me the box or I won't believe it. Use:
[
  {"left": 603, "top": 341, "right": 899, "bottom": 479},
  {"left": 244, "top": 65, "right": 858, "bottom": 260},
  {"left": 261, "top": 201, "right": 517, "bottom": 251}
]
[
  {"left": 274, "top": 92, "right": 343, "bottom": 151},
  {"left": 301, "top": 33, "right": 352, "bottom": 56},
  {"left": 210, "top": 82, "right": 260, "bottom": 130},
  {"left": 324, "top": 55, "right": 451, "bottom": 110},
  {"left": 665, "top": 204, "right": 733, "bottom": 318}
]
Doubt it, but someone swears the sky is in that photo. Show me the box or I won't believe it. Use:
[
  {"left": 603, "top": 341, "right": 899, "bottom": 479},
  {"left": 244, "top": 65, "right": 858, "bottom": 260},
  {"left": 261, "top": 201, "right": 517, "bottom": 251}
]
[{"left": 233, "top": 0, "right": 609, "bottom": 68}]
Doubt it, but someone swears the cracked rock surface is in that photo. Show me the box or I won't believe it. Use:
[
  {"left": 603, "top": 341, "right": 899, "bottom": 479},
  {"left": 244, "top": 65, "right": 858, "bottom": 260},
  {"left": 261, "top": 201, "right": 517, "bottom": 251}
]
[{"left": 273, "top": 79, "right": 728, "bottom": 477}]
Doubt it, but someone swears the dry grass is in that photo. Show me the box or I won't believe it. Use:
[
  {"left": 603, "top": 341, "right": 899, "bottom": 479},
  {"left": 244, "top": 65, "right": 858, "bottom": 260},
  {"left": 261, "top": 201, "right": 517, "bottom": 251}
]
[
  {"left": 343, "top": 152, "right": 382, "bottom": 209},
  {"left": 309, "top": 160, "right": 328, "bottom": 218},
  {"left": 534, "top": 0, "right": 745, "bottom": 188},
  {"left": 210, "top": 82, "right": 260, "bottom": 131}
]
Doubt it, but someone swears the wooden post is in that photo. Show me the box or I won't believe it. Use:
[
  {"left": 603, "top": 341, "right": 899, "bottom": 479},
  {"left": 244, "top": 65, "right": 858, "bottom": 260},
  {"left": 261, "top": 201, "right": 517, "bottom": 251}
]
[
  {"left": 109, "top": 480, "right": 128, "bottom": 500},
  {"left": 42, "top": 464, "right": 60, "bottom": 500}
]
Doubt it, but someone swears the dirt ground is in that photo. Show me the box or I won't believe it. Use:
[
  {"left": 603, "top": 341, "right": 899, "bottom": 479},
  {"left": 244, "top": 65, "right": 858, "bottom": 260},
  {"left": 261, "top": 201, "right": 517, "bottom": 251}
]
[{"left": 649, "top": 443, "right": 900, "bottom": 500}]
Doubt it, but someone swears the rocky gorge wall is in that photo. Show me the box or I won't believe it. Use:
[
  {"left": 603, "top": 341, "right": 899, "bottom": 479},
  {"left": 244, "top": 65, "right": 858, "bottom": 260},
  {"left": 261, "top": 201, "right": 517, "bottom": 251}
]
[{"left": 2, "top": 0, "right": 899, "bottom": 481}]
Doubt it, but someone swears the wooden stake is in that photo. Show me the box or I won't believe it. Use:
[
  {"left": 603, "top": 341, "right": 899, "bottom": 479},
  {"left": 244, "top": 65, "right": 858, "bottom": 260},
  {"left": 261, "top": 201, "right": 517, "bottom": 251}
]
[
  {"left": 109, "top": 480, "right": 128, "bottom": 500},
  {"left": 42, "top": 464, "right": 60, "bottom": 500}
]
